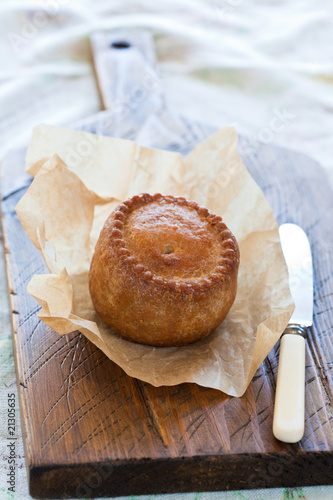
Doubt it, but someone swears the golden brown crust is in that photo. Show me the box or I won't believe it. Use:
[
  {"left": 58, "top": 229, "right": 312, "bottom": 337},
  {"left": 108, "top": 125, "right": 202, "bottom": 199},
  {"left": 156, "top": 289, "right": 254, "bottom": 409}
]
[{"left": 89, "top": 193, "right": 240, "bottom": 346}]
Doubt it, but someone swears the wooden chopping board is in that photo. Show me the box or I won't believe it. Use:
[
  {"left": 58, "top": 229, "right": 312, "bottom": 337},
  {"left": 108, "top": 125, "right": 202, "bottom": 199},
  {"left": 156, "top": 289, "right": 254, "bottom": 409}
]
[{"left": 1, "top": 31, "right": 333, "bottom": 499}]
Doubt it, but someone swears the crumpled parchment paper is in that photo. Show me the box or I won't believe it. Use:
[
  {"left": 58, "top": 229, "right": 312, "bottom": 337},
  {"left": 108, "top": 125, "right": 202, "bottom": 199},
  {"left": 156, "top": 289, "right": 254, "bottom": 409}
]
[{"left": 16, "top": 124, "right": 294, "bottom": 396}]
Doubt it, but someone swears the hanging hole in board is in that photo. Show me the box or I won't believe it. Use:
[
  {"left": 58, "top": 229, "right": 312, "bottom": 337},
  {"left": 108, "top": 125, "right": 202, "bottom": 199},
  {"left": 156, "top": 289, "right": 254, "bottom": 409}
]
[{"left": 111, "top": 41, "right": 131, "bottom": 49}]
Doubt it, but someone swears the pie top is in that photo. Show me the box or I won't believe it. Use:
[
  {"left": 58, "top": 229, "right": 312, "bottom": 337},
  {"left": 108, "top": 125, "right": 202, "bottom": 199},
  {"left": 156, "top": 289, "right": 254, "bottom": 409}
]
[{"left": 105, "top": 193, "right": 239, "bottom": 294}]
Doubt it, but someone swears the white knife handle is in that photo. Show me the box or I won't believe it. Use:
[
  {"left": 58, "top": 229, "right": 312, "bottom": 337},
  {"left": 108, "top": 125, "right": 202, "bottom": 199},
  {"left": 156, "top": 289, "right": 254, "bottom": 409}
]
[{"left": 273, "top": 331, "right": 306, "bottom": 443}]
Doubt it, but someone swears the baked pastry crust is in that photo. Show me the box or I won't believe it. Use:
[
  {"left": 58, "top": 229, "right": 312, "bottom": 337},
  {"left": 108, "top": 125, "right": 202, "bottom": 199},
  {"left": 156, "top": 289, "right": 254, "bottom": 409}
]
[{"left": 89, "top": 193, "right": 240, "bottom": 347}]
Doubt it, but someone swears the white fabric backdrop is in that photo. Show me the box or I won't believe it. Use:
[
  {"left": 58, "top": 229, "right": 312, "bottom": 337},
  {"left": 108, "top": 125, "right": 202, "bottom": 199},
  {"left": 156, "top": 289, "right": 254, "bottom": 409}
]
[{"left": 1, "top": 1, "right": 333, "bottom": 499}]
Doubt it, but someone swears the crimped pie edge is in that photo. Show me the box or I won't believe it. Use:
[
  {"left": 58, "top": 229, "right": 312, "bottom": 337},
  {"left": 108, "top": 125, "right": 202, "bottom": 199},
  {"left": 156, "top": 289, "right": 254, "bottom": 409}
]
[{"left": 105, "top": 193, "right": 239, "bottom": 293}]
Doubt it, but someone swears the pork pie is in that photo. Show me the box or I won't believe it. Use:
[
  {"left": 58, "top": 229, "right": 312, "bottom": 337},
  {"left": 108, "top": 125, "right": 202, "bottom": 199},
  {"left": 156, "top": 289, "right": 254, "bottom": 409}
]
[{"left": 89, "top": 193, "right": 240, "bottom": 346}]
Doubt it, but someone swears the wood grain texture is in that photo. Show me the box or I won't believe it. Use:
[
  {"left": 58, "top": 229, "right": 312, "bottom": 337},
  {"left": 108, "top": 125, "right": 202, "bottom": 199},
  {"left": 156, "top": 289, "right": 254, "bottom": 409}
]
[{"left": 1, "top": 31, "right": 333, "bottom": 499}]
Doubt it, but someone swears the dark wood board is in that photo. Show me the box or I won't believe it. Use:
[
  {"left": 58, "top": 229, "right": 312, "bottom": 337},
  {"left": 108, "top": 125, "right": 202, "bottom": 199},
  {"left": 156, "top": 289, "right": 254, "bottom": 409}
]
[
  {"left": 1, "top": 125, "right": 333, "bottom": 499},
  {"left": 1, "top": 30, "right": 333, "bottom": 499}
]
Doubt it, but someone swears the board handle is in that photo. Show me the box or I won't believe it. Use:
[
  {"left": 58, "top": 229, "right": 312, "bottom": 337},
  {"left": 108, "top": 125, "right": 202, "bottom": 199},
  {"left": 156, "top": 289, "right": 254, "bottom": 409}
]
[
  {"left": 90, "top": 30, "right": 165, "bottom": 131},
  {"left": 273, "top": 332, "right": 306, "bottom": 443}
]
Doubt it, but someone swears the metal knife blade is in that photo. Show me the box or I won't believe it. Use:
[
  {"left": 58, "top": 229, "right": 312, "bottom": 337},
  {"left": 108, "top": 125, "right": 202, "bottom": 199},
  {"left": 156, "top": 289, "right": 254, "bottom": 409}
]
[
  {"left": 273, "top": 223, "right": 314, "bottom": 443},
  {"left": 279, "top": 223, "right": 313, "bottom": 327}
]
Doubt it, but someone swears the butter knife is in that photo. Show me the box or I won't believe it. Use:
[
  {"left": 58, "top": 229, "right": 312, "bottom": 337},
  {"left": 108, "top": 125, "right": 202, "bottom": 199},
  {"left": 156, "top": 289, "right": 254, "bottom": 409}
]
[{"left": 273, "top": 223, "right": 313, "bottom": 443}]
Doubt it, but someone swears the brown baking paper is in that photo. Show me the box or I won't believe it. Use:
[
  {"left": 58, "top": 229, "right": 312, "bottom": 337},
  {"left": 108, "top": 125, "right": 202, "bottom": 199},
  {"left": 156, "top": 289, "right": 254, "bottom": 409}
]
[{"left": 16, "top": 124, "right": 294, "bottom": 396}]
